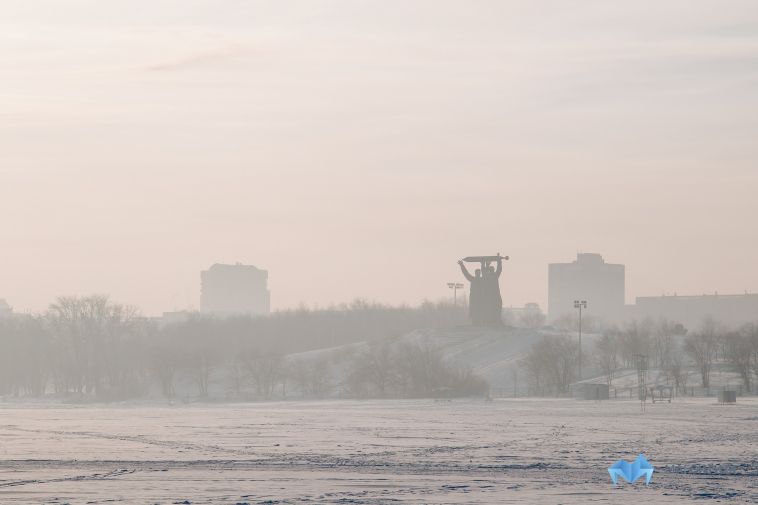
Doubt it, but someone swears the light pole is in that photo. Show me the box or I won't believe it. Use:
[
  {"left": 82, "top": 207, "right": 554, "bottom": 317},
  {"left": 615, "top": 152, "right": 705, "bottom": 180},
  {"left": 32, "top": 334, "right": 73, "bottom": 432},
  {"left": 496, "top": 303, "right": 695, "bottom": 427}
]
[
  {"left": 574, "top": 300, "right": 587, "bottom": 380},
  {"left": 447, "top": 282, "right": 464, "bottom": 305}
]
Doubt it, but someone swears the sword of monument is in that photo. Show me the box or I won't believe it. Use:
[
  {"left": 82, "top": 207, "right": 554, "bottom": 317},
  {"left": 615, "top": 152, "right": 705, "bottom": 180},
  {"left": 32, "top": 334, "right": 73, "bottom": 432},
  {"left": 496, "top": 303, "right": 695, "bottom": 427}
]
[{"left": 461, "top": 253, "right": 510, "bottom": 265}]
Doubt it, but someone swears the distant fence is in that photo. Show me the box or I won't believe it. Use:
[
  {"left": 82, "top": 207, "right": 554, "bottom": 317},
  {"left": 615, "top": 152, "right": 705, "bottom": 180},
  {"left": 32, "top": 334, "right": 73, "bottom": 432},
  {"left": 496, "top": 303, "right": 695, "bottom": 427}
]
[
  {"left": 609, "top": 384, "right": 751, "bottom": 399},
  {"left": 489, "top": 384, "right": 753, "bottom": 399}
]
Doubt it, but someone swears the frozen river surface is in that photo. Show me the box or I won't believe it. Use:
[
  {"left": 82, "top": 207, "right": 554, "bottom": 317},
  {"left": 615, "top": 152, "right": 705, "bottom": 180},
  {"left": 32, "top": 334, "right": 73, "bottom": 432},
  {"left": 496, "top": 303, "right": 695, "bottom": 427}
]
[{"left": 0, "top": 398, "right": 757, "bottom": 504}]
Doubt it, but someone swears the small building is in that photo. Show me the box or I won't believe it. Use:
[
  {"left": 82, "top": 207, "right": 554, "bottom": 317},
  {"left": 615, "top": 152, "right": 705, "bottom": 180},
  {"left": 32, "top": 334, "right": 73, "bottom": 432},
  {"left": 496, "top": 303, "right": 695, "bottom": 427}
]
[
  {"left": 159, "top": 310, "right": 196, "bottom": 326},
  {"left": 504, "top": 303, "right": 546, "bottom": 328},
  {"left": 718, "top": 390, "right": 737, "bottom": 404}
]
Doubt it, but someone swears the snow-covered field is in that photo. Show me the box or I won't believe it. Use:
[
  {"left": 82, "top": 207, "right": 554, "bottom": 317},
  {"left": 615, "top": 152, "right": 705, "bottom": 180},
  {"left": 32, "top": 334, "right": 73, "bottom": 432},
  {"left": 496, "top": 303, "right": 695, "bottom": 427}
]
[{"left": 1, "top": 398, "right": 756, "bottom": 504}]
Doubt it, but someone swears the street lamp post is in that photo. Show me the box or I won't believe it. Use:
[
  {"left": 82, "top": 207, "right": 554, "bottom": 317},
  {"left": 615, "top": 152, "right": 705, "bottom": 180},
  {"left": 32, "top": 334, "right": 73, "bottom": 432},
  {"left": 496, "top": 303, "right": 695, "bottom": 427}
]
[
  {"left": 447, "top": 282, "right": 464, "bottom": 306},
  {"left": 574, "top": 300, "right": 587, "bottom": 380}
]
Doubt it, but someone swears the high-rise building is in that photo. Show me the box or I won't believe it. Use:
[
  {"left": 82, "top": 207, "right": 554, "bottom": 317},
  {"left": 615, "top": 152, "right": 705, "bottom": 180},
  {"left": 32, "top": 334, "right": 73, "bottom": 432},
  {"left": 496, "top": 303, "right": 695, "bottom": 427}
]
[
  {"left": 200, "top": 263, "right": 270, "bottom": 317},
  {"left": 548, "top": 253, "right": 625, "bottom": 323}
]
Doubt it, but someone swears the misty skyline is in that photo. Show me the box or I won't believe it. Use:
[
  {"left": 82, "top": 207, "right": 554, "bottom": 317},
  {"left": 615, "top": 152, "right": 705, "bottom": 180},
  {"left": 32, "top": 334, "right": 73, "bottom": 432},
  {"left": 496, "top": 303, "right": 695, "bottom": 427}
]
[{"left": 3, "top": 1, "right": 758, "bottom": 315}]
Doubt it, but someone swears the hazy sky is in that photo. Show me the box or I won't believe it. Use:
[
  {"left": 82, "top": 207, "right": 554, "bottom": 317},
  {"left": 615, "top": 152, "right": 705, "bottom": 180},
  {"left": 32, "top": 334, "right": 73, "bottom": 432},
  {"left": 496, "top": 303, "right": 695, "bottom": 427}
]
[{"left": 2, "top": 0, "right": 758, "bottom": 315}]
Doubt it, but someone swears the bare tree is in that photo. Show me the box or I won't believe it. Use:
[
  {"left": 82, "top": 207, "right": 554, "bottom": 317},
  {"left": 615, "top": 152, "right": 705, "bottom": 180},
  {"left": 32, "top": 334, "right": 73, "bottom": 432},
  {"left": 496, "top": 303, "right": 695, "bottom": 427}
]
[
  {"left": 617, "top": 319, "right": 653, "bottom": 367},
  {"left": 684, "top": 318, "right": 720, "bottom": 388},
  {"left": 520, "top": 335, "right": 578, "bottom": 396},
  {"left": 286, "top": 356, "right": 330, "bottom": 398},
  {"left": 651, "top": 319, "right": 682, "bottom": 368},
  {"left": 593, "top": 332, "right": 619, "bottom": 386},
  {"left": 396, "top": 340, "right": 446, "bottom": 397},
  {"left": 306, "top": 359, "right": 332, "bottom": 397},
  {"left": 749, "top": 324, "right": 758, "bottom": 393},
  {"left": 46, "top": 295, "right": 139, "bottom": 398},
  {"left": 244, "top": 350, "right": 285, "bottom": 400},
  {"left": 724, "top": 324, "right": 757, "bottom": 393},
  {"left": 346, "top": 342, "right": 396, "bottom": 398},
  {"left": 165, "top": 316, "right": 219, "bottom": 398},
  {"left": 149, "top": 346, "right": 178, "bottom": 398}
]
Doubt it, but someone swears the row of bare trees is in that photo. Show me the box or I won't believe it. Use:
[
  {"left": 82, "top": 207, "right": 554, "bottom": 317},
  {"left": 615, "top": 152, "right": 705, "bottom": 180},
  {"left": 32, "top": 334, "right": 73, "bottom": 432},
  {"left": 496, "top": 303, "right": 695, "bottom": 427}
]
[
  {"left": 520, "top": 318, "right": 758, "bottom": 397},
  {"left": 0, "top": 295, "right": 149, "bottom": 398},
  {"left": 344, "top": 340, "right": 488, "bottom": 398},
  {"left": 591, "top": 318, "right": 689, "bottom": 391},
  {"left": 593, "top": 318, "right": 758, "bottom": 391},
  {"left": 0, "top": 295, "right": 471, "bottom": 401},
  {"left": 685, "top": 320, "right": 758, "bottom": 390}
]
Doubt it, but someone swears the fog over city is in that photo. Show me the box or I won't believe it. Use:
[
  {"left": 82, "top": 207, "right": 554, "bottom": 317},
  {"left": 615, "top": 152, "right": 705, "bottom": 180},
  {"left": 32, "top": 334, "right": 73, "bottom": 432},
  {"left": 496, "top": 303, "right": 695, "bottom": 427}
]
[
  {"left": 3, "top": 0, "right": 758, "bottom": 315},
  {"left": 2, "top": 2, "right": 758, "bottom": 504}
]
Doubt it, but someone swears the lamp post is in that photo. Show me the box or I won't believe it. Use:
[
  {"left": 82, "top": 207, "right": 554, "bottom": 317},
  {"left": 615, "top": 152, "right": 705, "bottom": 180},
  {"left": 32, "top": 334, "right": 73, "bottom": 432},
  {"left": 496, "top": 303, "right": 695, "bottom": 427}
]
[
  {"left": 447, "top": 282, "right": 464, "bottom": 306},
  {"left": 574, "top": 300, "right": 587, "bottom": 380}
]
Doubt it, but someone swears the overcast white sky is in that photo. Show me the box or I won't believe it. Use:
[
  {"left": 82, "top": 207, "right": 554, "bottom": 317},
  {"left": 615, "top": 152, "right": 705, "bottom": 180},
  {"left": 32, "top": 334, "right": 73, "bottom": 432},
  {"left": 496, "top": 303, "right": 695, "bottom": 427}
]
[{"left": 2, "top": 0, "right": 758, "bottom": 315}]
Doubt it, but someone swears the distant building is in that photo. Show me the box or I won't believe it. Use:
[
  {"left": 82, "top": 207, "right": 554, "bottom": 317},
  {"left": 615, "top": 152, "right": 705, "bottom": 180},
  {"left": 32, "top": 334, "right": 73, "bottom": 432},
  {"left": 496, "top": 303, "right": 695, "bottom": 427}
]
[
  {"left": 0, "top": 299, "right": 13, "bottom": 319},
  {"left": 504, "top": 302, "right": 546, "bottom": 328},
  {"left": 504, "top": 302, "right": 542, "bottom": 317},
  {"left": 632, "top": 293, "right": 758, "bottom": 330},
  {"left": 548, "top": 253, "right": 625, "bottom": 323},
  {"left": 159, "top": 310, "right": 196, "bottom": 326},
  {"left": 200, "top": 263, "right": 271, "bottom": 317}
]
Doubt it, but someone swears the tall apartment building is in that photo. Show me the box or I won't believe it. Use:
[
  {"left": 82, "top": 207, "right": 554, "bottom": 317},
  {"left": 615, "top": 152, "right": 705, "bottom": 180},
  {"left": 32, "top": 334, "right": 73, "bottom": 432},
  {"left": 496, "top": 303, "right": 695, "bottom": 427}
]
[
  {"left": 548, "top": 253, "right": 625, "bottom": 323},
  {"left": 200, "top": 263, "right": 271, "bottom": 317}
]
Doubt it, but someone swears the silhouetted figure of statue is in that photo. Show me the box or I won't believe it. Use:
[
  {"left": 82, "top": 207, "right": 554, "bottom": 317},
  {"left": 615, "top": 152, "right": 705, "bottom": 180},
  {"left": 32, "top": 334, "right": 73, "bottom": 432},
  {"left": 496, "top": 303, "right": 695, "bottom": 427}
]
[
  {"left": 459, "top": 261, "right": 485, "bottom": 324},
  {"left": 459, "top": 254, "right": 507, "bottom": 326},
  {"left": 482, "top": 260, "right": 503, "bottom": 325}
]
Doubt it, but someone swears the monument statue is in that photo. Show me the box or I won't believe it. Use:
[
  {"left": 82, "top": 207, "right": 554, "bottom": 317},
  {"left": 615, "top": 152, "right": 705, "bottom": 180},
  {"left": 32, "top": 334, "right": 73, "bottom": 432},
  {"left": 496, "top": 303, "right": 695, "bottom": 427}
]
[{"left": 458, "top": 253, "right": 508, "bottom": 326}]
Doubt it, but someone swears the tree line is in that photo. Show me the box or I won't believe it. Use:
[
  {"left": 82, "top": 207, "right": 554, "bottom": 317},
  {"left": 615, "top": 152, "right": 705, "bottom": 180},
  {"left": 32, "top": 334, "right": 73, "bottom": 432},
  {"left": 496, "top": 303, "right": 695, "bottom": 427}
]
[
  {"left": 343, "top": 339, "right": 487, "bottom": 398},
  {"left": 520, "top": 317, "right": 758, "bottom": 396},
  {"left": 0, "top": 295, "right": 473, "bottom": 401}
]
